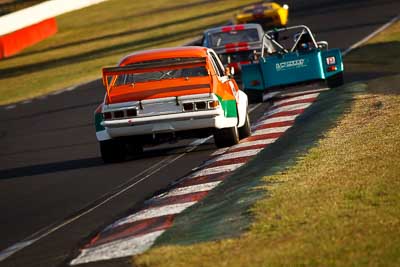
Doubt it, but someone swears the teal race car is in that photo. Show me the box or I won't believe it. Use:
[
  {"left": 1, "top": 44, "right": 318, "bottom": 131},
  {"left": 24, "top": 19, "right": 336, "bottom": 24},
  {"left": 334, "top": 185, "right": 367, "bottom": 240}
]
[{"left": 241, "top": 25, "right": 344, "bottom": 102}]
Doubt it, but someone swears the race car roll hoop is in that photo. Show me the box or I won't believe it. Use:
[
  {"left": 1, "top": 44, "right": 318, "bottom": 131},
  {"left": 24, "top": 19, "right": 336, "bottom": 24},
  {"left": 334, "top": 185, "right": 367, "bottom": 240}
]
[{"left": 241, "top": 25, "right": 344, "bottom": 102}]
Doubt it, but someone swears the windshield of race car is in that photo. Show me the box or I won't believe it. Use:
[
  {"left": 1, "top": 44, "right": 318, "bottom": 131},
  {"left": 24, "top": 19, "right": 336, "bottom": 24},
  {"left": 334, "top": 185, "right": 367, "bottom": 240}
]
[
  {"left": 209, "top": 28, "right": 260, "bottom": 47},
  {"left": 112, "top": 66, "right": 208, "bottom": 86}
]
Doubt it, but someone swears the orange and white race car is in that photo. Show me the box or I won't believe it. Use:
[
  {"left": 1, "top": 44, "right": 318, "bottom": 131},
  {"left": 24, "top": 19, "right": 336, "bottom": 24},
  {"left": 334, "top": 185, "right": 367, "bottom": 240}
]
[
  {"left": 234, "top": 1, "right": 289, "bottom": 28},
  {"left": 94, "top": 46, "right": 250, "bottom": 163}
]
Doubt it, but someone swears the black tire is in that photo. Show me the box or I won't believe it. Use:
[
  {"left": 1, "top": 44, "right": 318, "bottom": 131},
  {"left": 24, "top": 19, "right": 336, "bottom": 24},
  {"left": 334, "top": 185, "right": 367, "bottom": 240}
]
[
  {"left": 126, "top": 141, "right": 143, "bottom": 159},
  {"left": 100, "top": 139, "right": 126, "bottom": 163},
  {"left": 327, "top": 72, "right": 344, "bottom": 88},
  {"left": 238, "top": 114, "right": 251, "bottom": 139},
  {"left": 245, "top": 90, "right": 263, "bottom": 103},
  {"left": 213, "top": 126, "right": 240, "bottom": 148}
]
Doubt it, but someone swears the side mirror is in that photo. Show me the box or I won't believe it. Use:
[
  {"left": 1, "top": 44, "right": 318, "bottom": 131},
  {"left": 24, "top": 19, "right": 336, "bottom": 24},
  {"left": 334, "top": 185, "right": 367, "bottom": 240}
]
[
  {"left": 317, "top": 41, "right": 328, "bottom": 50},
  {"left": 225, "top": 66, "right": 235, "bottom": 77}
]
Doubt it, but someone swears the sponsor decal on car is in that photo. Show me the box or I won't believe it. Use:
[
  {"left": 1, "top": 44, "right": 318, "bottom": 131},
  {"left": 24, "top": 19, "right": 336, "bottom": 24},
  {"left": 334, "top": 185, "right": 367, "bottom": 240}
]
[
  {"left": 326, "top": 56, "right": 336, "bottom": 65},
  {"left": 275, "top": 58, "right": 308, "bottom": 71}
]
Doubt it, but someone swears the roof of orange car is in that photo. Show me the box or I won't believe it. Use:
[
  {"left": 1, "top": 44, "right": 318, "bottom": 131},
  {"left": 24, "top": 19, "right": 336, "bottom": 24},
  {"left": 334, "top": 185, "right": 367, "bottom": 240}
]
[{"left": 119, "top": 46, "right": 209, "bottom": 66}]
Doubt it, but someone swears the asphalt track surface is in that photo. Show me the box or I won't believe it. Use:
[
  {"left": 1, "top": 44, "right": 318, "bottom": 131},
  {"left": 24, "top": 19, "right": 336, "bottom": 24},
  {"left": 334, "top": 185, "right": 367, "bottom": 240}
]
[{"left": 0, "top": 0, "right": 399, "bottom": 266}]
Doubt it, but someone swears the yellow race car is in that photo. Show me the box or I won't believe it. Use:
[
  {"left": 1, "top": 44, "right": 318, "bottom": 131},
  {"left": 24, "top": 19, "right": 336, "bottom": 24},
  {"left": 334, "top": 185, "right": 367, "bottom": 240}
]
[{"left": 234, "top": 1, "right": 289, "bottom": 28}]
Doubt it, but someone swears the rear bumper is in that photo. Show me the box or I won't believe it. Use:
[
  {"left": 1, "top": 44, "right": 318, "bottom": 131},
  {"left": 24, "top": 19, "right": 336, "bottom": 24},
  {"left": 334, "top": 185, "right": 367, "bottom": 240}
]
[{"left": 97, "top": 109, "right": 237, "bottom": 141}]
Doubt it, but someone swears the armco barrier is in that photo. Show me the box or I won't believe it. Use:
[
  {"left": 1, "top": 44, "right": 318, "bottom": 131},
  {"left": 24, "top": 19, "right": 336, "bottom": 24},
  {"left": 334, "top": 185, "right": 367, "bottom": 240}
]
[
  {"left": 0, "top": 0, "right": 107, "bottom": 58},
  {"left": 0, "top": 18, "right": 57, "bottom": 59},
  {"left": 0, "top": 0, "right": 108, "bottom": 36}
]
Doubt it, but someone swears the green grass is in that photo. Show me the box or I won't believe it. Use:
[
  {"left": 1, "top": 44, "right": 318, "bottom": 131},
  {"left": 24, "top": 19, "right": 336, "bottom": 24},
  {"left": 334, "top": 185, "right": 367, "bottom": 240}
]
[
  {"left": 0, "top": 0, "right": 257, "bottom": 105},
  {"left": 133, "top": 22, "right": 400, "bottom": 267}
]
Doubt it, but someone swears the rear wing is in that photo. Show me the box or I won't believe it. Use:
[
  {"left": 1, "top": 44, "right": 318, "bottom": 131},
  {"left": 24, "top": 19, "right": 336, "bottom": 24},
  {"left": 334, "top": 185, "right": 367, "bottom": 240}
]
[
  {"left": 103, "top": 57, "right": 206, "bottom": 76},
  {"left": 102, "top": 57, "right": 207, "bottom": 101}
]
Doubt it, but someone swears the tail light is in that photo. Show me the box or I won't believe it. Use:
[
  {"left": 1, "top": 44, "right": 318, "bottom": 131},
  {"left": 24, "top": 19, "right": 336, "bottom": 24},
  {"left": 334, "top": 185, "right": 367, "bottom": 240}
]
[
  {"left": 183, "top": 100, "right": 220, "bottom": 112},
  {"left": 327, "top": 65, "right": 337, "bottom": 72},
  {"left": 251, "top": 80, "right": 261, "bottom": 86},
  {"left": 208, "top": 100, "right": 220, "bottom": 109}
]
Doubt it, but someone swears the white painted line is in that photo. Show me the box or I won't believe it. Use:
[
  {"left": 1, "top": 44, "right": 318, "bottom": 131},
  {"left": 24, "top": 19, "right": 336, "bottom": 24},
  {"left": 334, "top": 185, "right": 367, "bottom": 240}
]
[
  {"left": 253, "top": 126, "right": 292, "bottom": 136},
  {"left": 0, "top": 239, "right": 37, "bottom": 262},
  {"left": 218, "top": 148, "right": 263, "bottom": 161},
  {"left": 248, "top": 102, "right": 262, "bottom": 113},
  {"left": 188, "top": 136, "right": 212, "bottom": 147},
  {"left": 265, "top": 102, "right": 312, "bottom": 117},
  {"left": 263, "top": 88, "right": 327, "bottom": 102},
  {"left": 233, "top": 138, "right": 278, "bottom": 149},
  {"left": 263, "top": 91, "right": 281, "bottom": 101},
  {"left": 210, "top": 147, "right": 229, "bottom": 156},
  {"left": 51, "top": 90, "right": 66, "bottom": 96},
  {"left": 187, "top": 163, "right": 245, "bottom": 179},
  {"left": 343, "top": 14, "right": 400, "bottom": 56},
  {"left": 155, "top": 181, "right": 222, "bottom": 199},
  {"left": 5, "top": 105, "right": 16, "bottom": 110},
  {"left": 66, "top": 85, "right": 78, "bottom": 92},
  {"left": 253, "top": 114, "right": 300, "bottom": 129},
  {"left": 109, "top": 202, "right": 197, "bottom": 229},
  {"left": 21, "top": 99, "right": 32, "bottom": 104},
  {"left": 70, "top": 230, "right": 165, "bottom": 265},
  {"left": 212, "top": 148, "right": 263, "bottom": 163},
  {"left": 277, "top": 88, "right": 329, "bottom": 98},
  {"left": 273, "top": 93, "right": 320, "bottom": 107}
]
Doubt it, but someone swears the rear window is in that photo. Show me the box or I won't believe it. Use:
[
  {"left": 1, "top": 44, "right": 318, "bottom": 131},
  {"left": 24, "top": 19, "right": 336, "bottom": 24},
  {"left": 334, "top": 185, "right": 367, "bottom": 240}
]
[
  {"left": 113, "top": 66, "right": 208, "bottom": 86},
  {"left": 209, "top": 29, "right": 260, "bottom": 47}
]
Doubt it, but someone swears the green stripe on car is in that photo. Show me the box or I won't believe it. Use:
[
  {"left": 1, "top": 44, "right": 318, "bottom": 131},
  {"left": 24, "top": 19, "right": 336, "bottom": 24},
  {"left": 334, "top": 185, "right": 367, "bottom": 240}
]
[
  {"left": 216, "top": 95, "right": 238, "bottom": 118},
  {"left": 95, "top": 112, "right": 105, "bottom": 132}
]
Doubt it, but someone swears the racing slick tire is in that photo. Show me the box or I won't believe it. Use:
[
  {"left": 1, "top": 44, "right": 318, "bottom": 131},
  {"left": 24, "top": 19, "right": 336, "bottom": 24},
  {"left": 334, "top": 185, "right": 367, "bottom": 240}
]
[
  {"left": 238, "top": 114, "right": 251, "bottom": 139},
  {"left": 100, "top": 139, "right": 126, "bottom": 163},
  {"left": 213, "top": 126, "right": 240, "bottom": 148},
  {"left": 327, "top": 72, "right": 344, "bottom": 88}
]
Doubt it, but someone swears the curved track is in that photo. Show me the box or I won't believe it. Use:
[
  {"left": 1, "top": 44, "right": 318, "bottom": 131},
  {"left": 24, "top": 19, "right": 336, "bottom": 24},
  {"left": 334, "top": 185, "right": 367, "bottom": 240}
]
[{"left": 0, "top": 0, "right": 399, "bottom": 266}]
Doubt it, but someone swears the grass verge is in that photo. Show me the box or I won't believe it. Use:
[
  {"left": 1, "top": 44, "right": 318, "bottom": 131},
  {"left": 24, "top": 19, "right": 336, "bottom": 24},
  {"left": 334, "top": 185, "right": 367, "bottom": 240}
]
[
  {"left": 133, "top": 22, "right": 400, "bottom": 267},
  {"left": 0, "top": 0, "right": 257, "bottom": 105}
]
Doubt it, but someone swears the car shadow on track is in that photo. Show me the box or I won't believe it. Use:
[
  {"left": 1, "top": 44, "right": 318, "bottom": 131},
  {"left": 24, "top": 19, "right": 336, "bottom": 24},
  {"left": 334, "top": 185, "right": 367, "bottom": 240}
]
[
  {"left": 0, "top": 142, "right": 215, "bottom": 180},
  {"left": 0, "top": 157, "right": 103, "bottom": 180}
]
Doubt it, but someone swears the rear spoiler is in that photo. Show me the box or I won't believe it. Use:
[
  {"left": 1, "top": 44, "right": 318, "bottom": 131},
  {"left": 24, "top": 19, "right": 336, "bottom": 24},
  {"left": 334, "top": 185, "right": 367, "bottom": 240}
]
[
  {"left": 103, "top": 57, "right": 206, "bottom": 76},
  {"left": 102, "top": 57, "right": 207, "bottom": 102}
]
